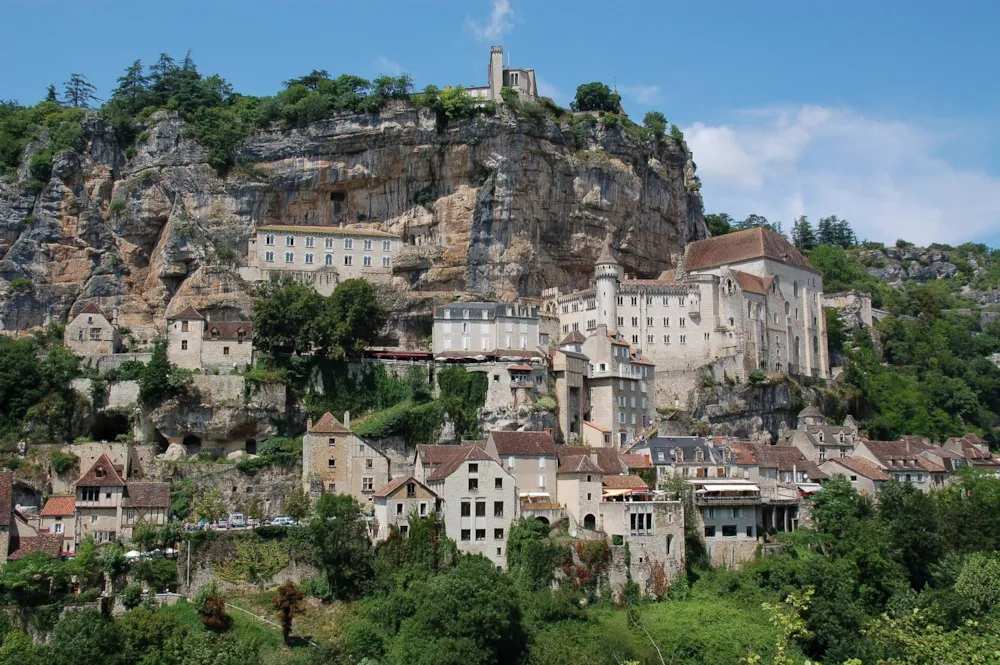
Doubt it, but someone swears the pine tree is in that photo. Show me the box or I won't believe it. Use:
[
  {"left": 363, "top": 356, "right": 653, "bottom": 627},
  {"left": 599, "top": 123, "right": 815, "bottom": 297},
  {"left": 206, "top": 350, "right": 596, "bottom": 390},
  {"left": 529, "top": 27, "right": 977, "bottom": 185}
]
[
  {"left": 148, "top": 53, "right": 179, "bottom": 106},
  {"left": 63, "top": 73, "right": 100, "bottom": 109},
  {"left": 791, "top": 216, "right": 816, "bottom": 250},
  {"left": 44, "top": 84, "right": 59, "bottom": 105},
  {"left": 112, "top": 59, "right": 148, "bottom": 105}
]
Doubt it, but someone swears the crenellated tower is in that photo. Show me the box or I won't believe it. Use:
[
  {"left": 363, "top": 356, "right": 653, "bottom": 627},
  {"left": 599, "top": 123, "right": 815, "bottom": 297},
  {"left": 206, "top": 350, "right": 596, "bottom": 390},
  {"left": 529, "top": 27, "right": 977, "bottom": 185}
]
[{"left": 595, "top": 239, "right": 623, "bottom": 329}]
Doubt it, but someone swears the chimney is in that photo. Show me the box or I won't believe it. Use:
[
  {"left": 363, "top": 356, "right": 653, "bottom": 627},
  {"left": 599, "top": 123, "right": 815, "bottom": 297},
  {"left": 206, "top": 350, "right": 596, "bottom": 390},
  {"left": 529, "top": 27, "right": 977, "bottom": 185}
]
[
  {"left": 590, "top": 450, "right": 599, "bottom": 465},
  {"left": 344, "top": 411, "right": 351, "bottom": 429},
  {"left": 306, "top": 418, "right": 313, "bottom": 431}
]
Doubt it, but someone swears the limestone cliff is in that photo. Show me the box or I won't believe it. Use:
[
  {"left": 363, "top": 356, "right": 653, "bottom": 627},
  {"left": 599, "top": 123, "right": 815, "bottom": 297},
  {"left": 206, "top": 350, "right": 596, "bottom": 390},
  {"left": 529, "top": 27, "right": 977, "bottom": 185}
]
[{"left": 0, "top": 103, "right": 705, "bottom": 341}]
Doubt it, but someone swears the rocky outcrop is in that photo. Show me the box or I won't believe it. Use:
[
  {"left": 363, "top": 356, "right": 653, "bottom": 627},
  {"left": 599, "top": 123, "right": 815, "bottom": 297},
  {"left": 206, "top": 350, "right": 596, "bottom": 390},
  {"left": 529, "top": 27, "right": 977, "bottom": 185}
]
[
  {"left": 860, "top": 247, "right": 966, "bottom": 286},
  {"left": 478, "top": 404, "right": 558, "bottom": 433},
  {"left": 690, "top": 379, "right": 837, "bottom": 441},
  {"left": 1, "top": 103, "right": 705, "bottom": 341}
]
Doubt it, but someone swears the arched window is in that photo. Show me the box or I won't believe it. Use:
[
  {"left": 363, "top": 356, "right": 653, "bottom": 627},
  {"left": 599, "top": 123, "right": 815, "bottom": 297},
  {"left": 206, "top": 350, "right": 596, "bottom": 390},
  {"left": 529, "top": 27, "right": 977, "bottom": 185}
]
[
  {"left": 772, "top": 276, "right": 780, "bottom": 293},
  {"left": 325, "top": 254, "right": 333, "bottom": 266},
  {"left": 666, "top": 534, "right": 674, "bottom": 555},
  {"left": 813, "top": 335, "right": 819, "bottom": 357},
  {"left": 785, "top": 302, "right": 790, "bottom": 316},
  {"left": 793, "top": 281, "right": 800, "bottom": 298},
  {"left": 211, "top": 327, "right": 220, "bottom": 340}
]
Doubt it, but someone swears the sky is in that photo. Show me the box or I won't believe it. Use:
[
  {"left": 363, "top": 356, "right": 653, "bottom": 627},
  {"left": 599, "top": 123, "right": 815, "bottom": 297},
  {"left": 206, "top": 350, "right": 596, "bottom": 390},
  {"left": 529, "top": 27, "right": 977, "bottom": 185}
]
[{"left": 1, "top": 0, "right": 999, "bottom": 247}]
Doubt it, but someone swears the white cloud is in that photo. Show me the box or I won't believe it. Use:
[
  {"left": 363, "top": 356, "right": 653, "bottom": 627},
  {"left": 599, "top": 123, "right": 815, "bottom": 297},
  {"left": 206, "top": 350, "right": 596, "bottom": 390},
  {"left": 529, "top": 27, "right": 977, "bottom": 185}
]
[
  {"left": 618, "top": 84, "right": 661, "bottom": 106},
  {"left": 466, "top": 0, "right": 514, "bottom": 41},
  {"left": 372, "top": 56, "right": 404, "bottom": 76},
  {"left": 685, "top": 106, "right": 1000, "bottom": 245}
]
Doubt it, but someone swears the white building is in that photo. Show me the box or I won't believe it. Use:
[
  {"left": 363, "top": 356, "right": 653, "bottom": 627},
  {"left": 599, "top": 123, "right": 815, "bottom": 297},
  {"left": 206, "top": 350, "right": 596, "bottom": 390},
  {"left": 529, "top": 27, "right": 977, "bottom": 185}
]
[
  {"left": 166, "top": 306, "right": 253, "bottom": 372},
  {"left": 548, "top": 229, "right": 830, "bottom": 407},
  {"left": 467, "top": 45, "right": 539, "bottom": 102},
  {"left": 64, "top": 303, "right": 121, "bottom": 356},
  {"left": 242, "top": 225, "right": 400, "bottom": 296},
  {"left": 431, "top": 302, "right": 540, "bottom": 356}
]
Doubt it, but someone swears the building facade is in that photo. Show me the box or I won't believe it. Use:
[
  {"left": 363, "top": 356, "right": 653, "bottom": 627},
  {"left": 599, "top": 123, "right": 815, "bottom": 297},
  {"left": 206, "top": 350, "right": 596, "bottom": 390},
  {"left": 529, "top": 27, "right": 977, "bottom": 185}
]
[
  {"left": 372, "top": 476, "right": 440, "bottom": 540},
  {"left": 166, "top": 306, "right": 253, "bottom": 372},
  {"left": 242, "top": 225, "right": 400, "bottom": 296},
  {"left": 548, "top": 229, "right": 830, "bottom": 407},
  {"left": 65, "top": 303, "right": 121, "bottom": 356},
  {"left": 467, "top": 45, "right": 539, "bottom": 101},
  {"left": 301, "top": 412, "right": 390, "bottom": 508},
  {"left": 432, "top": 302, "right": 540, "bottom": 355}
]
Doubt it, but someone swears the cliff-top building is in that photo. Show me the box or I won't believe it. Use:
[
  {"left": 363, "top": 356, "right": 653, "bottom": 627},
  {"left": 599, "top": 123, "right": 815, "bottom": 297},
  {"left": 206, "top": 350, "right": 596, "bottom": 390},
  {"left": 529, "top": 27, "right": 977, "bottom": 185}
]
[
  {"left": 467, "top": 45, "right": 539, "bottom": 102},
  {"left": 547, "top": 228, "right": 830, "bottom": 407}
]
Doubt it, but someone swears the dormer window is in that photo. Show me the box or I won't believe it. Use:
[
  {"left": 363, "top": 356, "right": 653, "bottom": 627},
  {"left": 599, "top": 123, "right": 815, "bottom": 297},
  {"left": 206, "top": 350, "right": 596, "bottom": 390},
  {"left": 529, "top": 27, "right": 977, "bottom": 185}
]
[
  {"left": 96, "top": 467, "right": 106, "bottom": 478},
  {"left": 695, "top": 449, "right": 704, "bottom": 462},
  {"left": 237, "top": 328, "right": 246, "bottom": 341},
  {"left": 211, "top": 327, "right": 220, "bottom": 340},
  {"left": 817, "top": 432, "right": 824, "bottom": 442}
]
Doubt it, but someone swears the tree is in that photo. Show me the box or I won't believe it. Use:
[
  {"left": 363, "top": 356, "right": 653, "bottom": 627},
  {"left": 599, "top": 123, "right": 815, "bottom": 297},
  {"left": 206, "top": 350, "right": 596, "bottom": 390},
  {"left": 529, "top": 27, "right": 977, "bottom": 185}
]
[
  {"left": 305, "top": 493, "right": 373, "bottom": 599},
  {"left": 283, "top": 488, "right": 311, "bottom": 522},
  {"left": 131, "top": 522, "right": 159, "bottom": 551},
  {"left": 193, "top": 488, "right": 227, "bottom": 524},
  {"left": 50, "top": 608, "right": 122, "bottom": 665},
  {"left": 506, "top": 517, "right": 565, "bottom": 592},
  {"left": 791, "top": 216, "right": 816, "bottom": 250},
  {"left": 117, "top": 606, "right": 186, "bottom": 664},
  {"left": 63, "top": 73, "right": 100, "bottom": 109},
  {"left": 704, "top": 213, "right": 734, "bottom": 237},
  {"left": 319, "top": 278, "right": 388, "bottom": 358},
  {"left": 45, "top": 85, "right": 59, "bottom": 104},
  {"left": 138, "top": 340, "right": 171, "bottom": 405},
  {"left": 373, "top": 511, "right": 456, "bottom": 590},
  {"left": 273, "top": 581, "right": 305, "bottom": 642},
  {"left": 252, "top": 277, "right": 325, "bottom": 355},
  {"left": 642, "top": 111, "right": 667, "bottom": 138},
  {"left": 112, "top": 59, "right": 148, "bottom": 108},
  {"left": 955, "top": 553, "right": 1000, "bottom": 614},
  {"left": 571, "top": 82, "right": 621, "bottom": 113},
  {"left": 283, "top": 69, "right": 331, "bottom": 91},
  {"left": 195, "top": 581, "right": 232, "bottom": 633}
]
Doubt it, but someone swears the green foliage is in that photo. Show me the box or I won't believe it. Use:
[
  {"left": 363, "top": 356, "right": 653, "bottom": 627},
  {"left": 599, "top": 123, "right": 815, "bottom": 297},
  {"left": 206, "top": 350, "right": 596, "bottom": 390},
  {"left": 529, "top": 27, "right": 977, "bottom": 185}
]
[
  {"left": 237, "top": 436, "right": 301, "bottom": 473},
  {"left": 138, "top": 339, "right": 190, "bottom": 407},
  {"left": 219, "top": 536, "right": 290, "bottom": 589},
  {"left": 50, "top": 449, "right": 79, "bottom": 474},
  {"left": 170, "top": 477, "right": 197, "bottom": 520},
  {"left": 825, "top": 307, "right": 847, "bottom": 356},
  {"left": 570, "top": 82, "right": 621, "bottom": 113},
  {"left": 747, "top": 369, "right": 767, "bottom": 385},
  {"left": 506, "top": 518, "right": 566, "bottom": 592},
  {"left": 500, "top": 86, "right": 520, "bottom": 108},
  {"left": 283, "top": 488, "right": 312, "bottom": 522},
  {"left": 193, "top": 488, "right": 227, "bottom": 524},
  {"left": 704, "top": 212, "right": 734, "bottom": 236},
  {"left": 439, "top": 85, "right": 476, "bottom": 119},
  {"left": 50, "top": 608, "right": 120, "bottom": 665},
  {"left": 119, "top": 584, "right": 144, "bottom": 610},
  {"left": 305, "top": 493, "right": 373, "bottom": 600},
  {"left": 0, "top": 336, "right": 81, "bottom": 443},
  {"left": 0, "top": 99, "right": 86, "bottom": 179},
  {"left": 134, "top": 557, "right": 178, "bottom": 592},
  {"left": 195, "top": 581, "right": 232, "bottom": 633},
  {"left": 373, "top": 512, "right": 457, "bottom": 591},
  {"left": 642, "top": 110, "right": 667, "bottom": 138}
]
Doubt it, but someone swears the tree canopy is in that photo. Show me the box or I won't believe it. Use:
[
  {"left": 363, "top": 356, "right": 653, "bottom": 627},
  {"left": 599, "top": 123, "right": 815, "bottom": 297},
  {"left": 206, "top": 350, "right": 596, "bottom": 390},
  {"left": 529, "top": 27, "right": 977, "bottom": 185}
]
[{"left": 570, "top": 82, "right": 621, "bottom": 113}]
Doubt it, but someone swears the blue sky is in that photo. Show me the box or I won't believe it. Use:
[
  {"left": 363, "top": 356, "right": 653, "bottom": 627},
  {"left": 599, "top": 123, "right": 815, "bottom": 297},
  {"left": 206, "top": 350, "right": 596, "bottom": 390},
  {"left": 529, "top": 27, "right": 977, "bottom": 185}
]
[{"left": 2, "top": 0, "right": 998, "bottom": 247}]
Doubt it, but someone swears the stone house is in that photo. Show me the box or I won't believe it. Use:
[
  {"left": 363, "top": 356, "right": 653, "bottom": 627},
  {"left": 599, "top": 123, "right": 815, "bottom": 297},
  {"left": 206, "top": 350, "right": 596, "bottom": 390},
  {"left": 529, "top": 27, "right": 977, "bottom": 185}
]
[
  {"left": 555, "top": 454, "right": 604, "bottom": 531},
  {"left": 121, "top": 483, "right": 170, "bottom": 542},
  {"left": 39, "top": 495, "right": 76, "bottom": 555},
  {"left": 690, "top": 479, "right": 763, "bottom": 568},
  {"left": 778, "top": 407, "right": 860, "bottom": 463},
  {"left": 414, "top": 444, "right": 516, "bottom": 568},
  {"left": 242, "top": 225, "right": 401, "bottom": 296},
  {"left": 166, "top": 306, "right": 253, "bottom": 372},
  {"left": 432, "top": 302, "right": 540, "bottom": 356},
  {"left": 583, "top": 421, "right": 613, "bottom": 448},
  {"left": 854, "top": 440, "right": 936, "bottom": 491},
  {"left": 727, "top": 441, "right": 826, "bottom": 534},
  {"left": 484, "top": 431, "right": 561, "bottom": 523},
  {"left": 467, "top": 45, "right": 539, "bottom": 102},
  {"left": 73, "top": 453, "right": 170, "bottom": 546},
  {"left": 820, "top": 456, "right": 889, "bottom": 496},
  {"left": 372, "top": 476, "right": 440, "bottom": 540},
  {"left": 65, "top": 303, "right": 121, "bottom": 356},
  {"left": 549, "top": 229, "right": 830, "bottom": 408},
  {"left": 944, "top": 433, "right": 1000, "bottom": 477},
  {"left": 551, "top": 341, "right": 588, "bottom": 442},
  {"left": 301, "top": 412, "right": 390, "bottom": 508},
  {"left": 628, "top": 436, "right": 730, "bottom": 481}
]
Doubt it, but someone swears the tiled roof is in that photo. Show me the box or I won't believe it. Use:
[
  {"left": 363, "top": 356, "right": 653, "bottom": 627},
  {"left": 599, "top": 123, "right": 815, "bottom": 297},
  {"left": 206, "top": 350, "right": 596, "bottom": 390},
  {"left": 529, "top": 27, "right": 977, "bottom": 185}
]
[
  {"left": 797, "top": 406, "right": 824, "bottom": 419},
  {"left": 560, "top": 331, "right": 587, "bottom": 345},
  {"left": 0, "top": 472, "right": 11, "bottom": 527},
  {"left": 827, "top": 456, "right": 890, "bottom": 482},
  {"left": 489, "top": 431, "right": 559, "bottom": 457},
  {"left": 558, "top": 447, "right": 626, "bottom": 475},
  {"left": 78, "top": 302, "right": 108, "bottom": 317},
  {"left": 861, "top": 439, "right": 928, "bottom": 465},
  {"left": 310, "top": 413, "right": 351, "bottom": 434},
  {"left": 40, "top": 495, "right": 75, "bottom": 516},
  {"left": 684, "top": 227, "right": 816, "bottom": 272},
  {"left": 7, "top": 534, "right": 63, "bottom": 560},
  {"left": 426, "top": 446, "right": 495, "bottom": 482},
  {"left": 555, "top": 349, "right": 589, "bottom": 360},
  {"left": 584, "top": 421, "right": 610, "bottom": 433},
  {"left": 203, "top": 321, "right": 253, "bottom": 341},
  {"left": 77, "top": 453, "right": 126, "bottom": 487},
  {"left": 730, "top": 270, "right": 772, "bottom": 296},
  {"left": 416, "top": 444, "right": 464, "bottom": 467},
  {"left": 621, "top": 454, "right": 652, "bottom": 469},
  {"left": 167, "top": 305, "right": 205, "bottom": 321},
  {"left": 122, "top": 483, "right": 170, "bottom": 508},
  {"left": 602, "top": 475, "right": 649, "bottom": 490},
  {"left": 433, "top": 349, "right": 545, "bottom": 360},
  {"left": 917, "top": 458, "right": 946, "bottom": 473},
  {"left": 373, "top": 476, "right": 437, "bottom": 499},
  {"left": 507, "top": 364, "right": 533, "bottom": 372},
  {"left": 259, "top": 224, "right": 399, "bottom": 239},
  {"left": 557, "top": 455, "right": 604, "bottom": 475},
  {"left": 630, "top": 352, "right": 656, "bottom": 365}
]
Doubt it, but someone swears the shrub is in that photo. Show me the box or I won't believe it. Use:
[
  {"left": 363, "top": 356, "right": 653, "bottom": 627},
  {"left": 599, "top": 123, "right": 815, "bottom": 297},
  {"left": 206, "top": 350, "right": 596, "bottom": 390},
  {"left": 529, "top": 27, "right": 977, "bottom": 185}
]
[
  {"left": 109, "top": 198, "right": 126, "bottom": 216},
  {"left": 50, "top": 450, "right": 79, "bottom": 474},
  {"left": 571, "top": 82, "right": 621, "bottom": 113},
  {"left": 439, "top": 86, "right": 475, "bottom": 119},
  {"left": 194, "top": 581, "right": 231, "bottom": 632},
  {"left": 28, "top": 152, "right": 53, "bottom": 182},
  {"left": 643, "top": 111, "right": 667, "bottom": 138},
  {"left": 748, "top": 369, "right": 767, "bottom": 385},
  {"left": 599, "top": 112, "right": 620, "bottom": 128},
  {"left": 119, "top": 584, "right": 143, "bottom": 610}
]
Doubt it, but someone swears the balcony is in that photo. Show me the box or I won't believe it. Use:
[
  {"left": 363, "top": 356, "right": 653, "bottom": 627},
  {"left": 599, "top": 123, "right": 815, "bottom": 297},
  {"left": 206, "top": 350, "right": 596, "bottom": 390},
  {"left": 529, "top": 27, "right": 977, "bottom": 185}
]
[{"left": 694, "top": 494, "right": 761, "bottom": 506}]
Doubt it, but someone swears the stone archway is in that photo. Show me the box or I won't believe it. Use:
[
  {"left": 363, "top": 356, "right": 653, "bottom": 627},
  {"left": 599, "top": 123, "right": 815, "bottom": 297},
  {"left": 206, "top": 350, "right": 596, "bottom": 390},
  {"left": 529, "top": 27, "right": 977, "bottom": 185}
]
[{"left": 583, "top": 514, "right": 596, "bottom": 530}]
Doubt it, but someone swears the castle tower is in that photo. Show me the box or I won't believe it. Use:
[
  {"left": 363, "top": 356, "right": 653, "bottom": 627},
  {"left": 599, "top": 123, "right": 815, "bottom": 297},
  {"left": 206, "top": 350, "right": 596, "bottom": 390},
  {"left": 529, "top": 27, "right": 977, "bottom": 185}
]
[
  {"left": 488, "top": 45, "right": 504, "bottom": 101},
  {"left": 595, "top": 239, "right": 622, "bottom": 329}
]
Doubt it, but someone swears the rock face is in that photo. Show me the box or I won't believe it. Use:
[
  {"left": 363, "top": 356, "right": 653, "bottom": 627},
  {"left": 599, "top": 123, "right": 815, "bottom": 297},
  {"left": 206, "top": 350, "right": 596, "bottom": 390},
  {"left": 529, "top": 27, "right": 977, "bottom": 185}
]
[
  {"left": 861, "top": 247, "right": 964, "bottom": 287},
  {"left": 690, "top": 379, "right": 835, "bottom": 441},
  {"left": 0, "top": 104, "right": 706, "bottom": 340}
]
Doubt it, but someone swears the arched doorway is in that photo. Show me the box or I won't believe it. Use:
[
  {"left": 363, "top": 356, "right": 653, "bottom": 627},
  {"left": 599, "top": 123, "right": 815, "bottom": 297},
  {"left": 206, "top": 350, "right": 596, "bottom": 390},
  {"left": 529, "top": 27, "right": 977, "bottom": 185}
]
[
  {"left": 535, "top": 516, "right": 549, "bottom": 526},
  {"left": 583, "top": 514, "right": 596, "bottom": 530}
]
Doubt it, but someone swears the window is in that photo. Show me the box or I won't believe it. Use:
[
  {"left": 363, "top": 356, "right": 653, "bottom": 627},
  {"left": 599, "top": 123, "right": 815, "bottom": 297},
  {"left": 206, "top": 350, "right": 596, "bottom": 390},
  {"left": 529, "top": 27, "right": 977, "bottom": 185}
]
[
  {"left": 345, "top": 238, "right": 354, "bottom": 250},
  {"left": 223, "top": 346, "right": 230, "bottom": 355},
  {"left": 664, "top": 335, "right": 670, "bottom": 344},
  {"left": 679, "top": 317, "right": 686, "bottom": 327},
  {"left": 617, "top": 316, "right": 624, "bottom": 327},
  {"left": 495, "top": 477, "right": 503, "bottom": 489},
  {"left": 469, "top": 463, "right": 479, "bottom": 473},
  {"left": 328, "top": 437, "right": 336, "bottom": 447},
  {"left": 631, "top": 317, "right": 638, "bottom": 326},
  {"left": 285, "top": 235, "right": 294, "bottom": 246},
  {"left": 461, "top": 529, "right": 471, "bottom": 541},
  {"left": 81, "top": 487, "right": 99, "bottom": 502},
  {"left": 180, "top": 340, "right": 188, "bottom": 351},
  {"left": 328, "top": 458, "right": 336, "bottom": 468},
  {"left": 493, "top": 501, "right": 504, "bottom": 517},
  {"left": 400, "top": 525, "right": 408, "bottom": 536},
  {"left": 476, "top": 502, "right": 486, "bottom": 517},
  {"left": 325, "top": 238, "right": 334, "bottom": 249},
  {"left": 362, "top": 477, "right": 373, "bottom": 492},
  {"left": 382, "top": 256, "right": 391, "bottom": 267},
  {"left": 364, "top": 239, "right": 373, "bottom": 251},
  {"left": 265, "top": 235, "right": 275, "bottom": 246},
  {"left": 704, "top": 526, "right": 716, "bottom": 537},
  {"left": 494, "top": 528, "right": 504, "bottom": 540},
  {"left": 468, "top": 478, "right": 479, "bottom": 491},
  {"left": 305, "top": 236, "right": 314, "bottom": 248},
  {"left": 406, "top": 482, "right": 416, "bottom": 498},
  {"left": 849, "top": 475, "right": 858, "bottom": 481},
  {"left": 285, "top": 252, "right": 294, "bottom": 263},
  {"left": 461, "top": 502, "right": 471, "bottom": 516},
  {"left": 325, "top": 254, "right": 333, "bottom": 266},
  {"left": 680, "top": 335, "right": 687, "bottom": 344},
  {"left": 704, "top": 332, "right": 710, "bottom": 341},
  {"left": 91, "top": 515, "right": 99, "bottom": 524},
  {"left": 363, "top": 255, "right": 372, "bottom": 266},
  {"left": 344, "top": 255, "right": 353, "bottom": 266},
  {"left": 732, "top": 507, "right": 741, "bottom": 518},
  {"left": 473, "top": 528, "right": 485, "bottom": 541},
  {"left": 383, "top": 240, "right": 392, "bottom": 251},
  {"left": 365, "top": 458, "right": 373, "bottom": 469},
  {"left": 746, "top": 526, "right": 754, "bottom": 537},
  {"left": 53, "top": 522, "right": 64, "bottom": 534},
  {"left": 647, "top": 334, "right": 654, "bottom": 344},
  {"left": 419, "top": 502, "right": 426, "bottom": 515},
  {"left": 722, "top": 525, "right": 738, "bottom": 537}
]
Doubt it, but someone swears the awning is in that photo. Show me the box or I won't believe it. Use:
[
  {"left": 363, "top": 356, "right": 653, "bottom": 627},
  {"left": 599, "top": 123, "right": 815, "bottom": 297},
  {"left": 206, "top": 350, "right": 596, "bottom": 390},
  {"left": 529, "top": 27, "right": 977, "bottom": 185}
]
[
  {"left": 602, "top": 489, "right": 631, "bottom": 497},
  {"left": 796, "top": 483, "right": 823, "bottom": 494},
  {"left": 695, "top": 484, "right": 760, "bottom": 493},
  {"left": 519, "top": 492, "right": 551, "bottom": 498}
]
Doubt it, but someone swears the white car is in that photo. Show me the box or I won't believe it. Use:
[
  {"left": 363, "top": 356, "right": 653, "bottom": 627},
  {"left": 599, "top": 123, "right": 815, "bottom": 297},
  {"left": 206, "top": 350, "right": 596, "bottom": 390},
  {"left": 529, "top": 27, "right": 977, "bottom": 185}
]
[
  {"left": 229, "top": 513, "right": 246, "bottom": 529},
  {"left": 270, "top": 516, "right": 297, "bottom": 527}
]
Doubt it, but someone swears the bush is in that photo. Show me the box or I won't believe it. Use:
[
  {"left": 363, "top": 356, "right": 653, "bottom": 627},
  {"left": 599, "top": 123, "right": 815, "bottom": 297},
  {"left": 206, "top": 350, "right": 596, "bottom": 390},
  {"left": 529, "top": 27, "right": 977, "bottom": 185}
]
[
  {"left": 108, "top": 198, "right": 126, "bottom": 216},
  {"left": 50, "top": 450, "right": 79, "bottom": 474},
  {"left": 28, "top": 152, "right": 53, "bottom": 182},
  {"left": 748, "top": 369, "right": 767, "bottom": 385},
  {"left": 119, "top": 585, "right": 143, "bottom": 610},
  {"left": 439, "top": 86, "right": 475, "bottom": 120},
  {"left": 570, "top": 82, "right": 621, "bottom": 113},
  {"left": 643, "top": 111, "right": 667, "bottom": 138},
  {"left": 194, "top": 581, "right": 231, "bottom": 633}
]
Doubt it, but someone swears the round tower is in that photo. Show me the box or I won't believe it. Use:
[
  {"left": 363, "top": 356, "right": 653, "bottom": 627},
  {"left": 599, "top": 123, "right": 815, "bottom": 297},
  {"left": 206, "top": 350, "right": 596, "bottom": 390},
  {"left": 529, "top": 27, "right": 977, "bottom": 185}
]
[{"left": 595, "top": 240, "right": 622, "bottom": 329}]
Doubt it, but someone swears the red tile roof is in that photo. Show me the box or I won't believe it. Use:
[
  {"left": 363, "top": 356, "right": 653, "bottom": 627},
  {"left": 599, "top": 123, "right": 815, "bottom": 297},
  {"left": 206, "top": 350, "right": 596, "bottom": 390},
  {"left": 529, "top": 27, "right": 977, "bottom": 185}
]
[
  {"left": 122, "top": 483, "right": 170, "bottom": 508},
  {"left": 416, "top": 444, "right": 466, "bottom": 467},
  {"left": 40, "top": 495, "right": 75, "bottom": 517},
  {"left": 557, "top": 455, "right": 604, "bottom": 475},
  {"left": 827, "top": 456, "right": 890, "bottom": 481},
  {"left": 583, "top": 421, "right": 610, "bottom": 433},
  {"left": 602, "top": 475, "right": 649, "bottom": 490},
  {"left": 685, "top": 227, "right": 816, "bottom": 273},
  {"left": 203, "top": 321, "right": 253, "bottom": 341},
  {"left": 78, "top": 302, "right": 109, "bottom": 317},
  {"left": 77, "top": 453, "right": 126, "bottom": 487},
  {"left": 730, "top": 270, "right": 773, "bottom": 296},
  {"left": 560, "top": 331, "right": 587, "bottom": 345},
  {"left": 426, "top": 446, "right": 496, "bottom": 482},
  {"left": 557, "top": 447, "right": 626, "bottom": 475},
  {"left": 0, "top": 472, "right": 11, "bottom": 527},
  {"left": 167, "top": 305, "right": 205, "bottom": 320},
  {"left": 373, "top": 476, "right": 437, "bottom": 499},
  {"left": 621, "top": 454, "right": 652, "bottom": 469},
  {"left": 309, "top": 413, "right": 351, "bottom": 434},
  {"left": 7, "top": 534, "right": 63, "bottom": 560},
  {"left": 489, "top": 431, "right": 559, "bottom": 457},
  {"left": 507, "top": 364, "right": 533, "bottom": 372}
]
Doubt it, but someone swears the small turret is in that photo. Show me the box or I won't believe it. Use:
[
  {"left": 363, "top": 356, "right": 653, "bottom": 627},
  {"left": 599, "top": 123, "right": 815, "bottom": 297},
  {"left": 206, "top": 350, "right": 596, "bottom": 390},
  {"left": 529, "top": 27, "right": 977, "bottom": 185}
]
[{"left": 595, "top": 239, "right": 622, "bottom": 329}]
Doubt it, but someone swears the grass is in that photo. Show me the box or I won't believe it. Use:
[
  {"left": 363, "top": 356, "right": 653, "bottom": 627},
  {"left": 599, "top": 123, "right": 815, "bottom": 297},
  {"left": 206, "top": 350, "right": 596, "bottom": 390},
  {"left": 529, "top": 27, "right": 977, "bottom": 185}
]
[{"left": 228, "top": 590, "right": 355, "bottom": 645}]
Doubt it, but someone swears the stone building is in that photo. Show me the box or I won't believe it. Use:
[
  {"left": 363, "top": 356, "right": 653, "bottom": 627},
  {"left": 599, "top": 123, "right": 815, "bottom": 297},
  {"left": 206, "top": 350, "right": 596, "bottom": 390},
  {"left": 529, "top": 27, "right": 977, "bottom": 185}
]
[
  {"left": 778, "top": 407, "right": 860, "bottom": 463},
  {"left": 551, "top": 344, "right": 589, "bottom": 442},
  {"left": 72, "top": 453, "right": 170, "bottom": 547},
  {"left": 301, "top": 412, "right": 390, "bottom": 508},
  {"left": 467, "top": 45, "right": 539, "bottom": 102},
  {"left": 242, "top": 225, "right": 400, "bottom": 296},
  {"left": 166, "top": 306, "right": 253, "bottom": 372},
  {"left": 549, "top": 229, "right": 830, "bottom": 407},
  {"left": 432, "top": 302, "right": 540, "bottom": 356},
  {"left": 484, "top": 431, "right": 562, "bottom": 523},
  {"left": 64, "top": 303, "right": 121, "bottom": 356},
  {"left": 120, "top": 483, "right": 170, "bottom": 542},
  {"left": 413, "top": 444, "right": 516, "bottom": 568},
  {"left": 39, "top": 495, "right": 76, "bottom": 555},
  {"left": 372, "top": 476, "right": 439, "bottom": 540},
  {"left": 820, "top": 456, "right": 889, "bottom": 496}
]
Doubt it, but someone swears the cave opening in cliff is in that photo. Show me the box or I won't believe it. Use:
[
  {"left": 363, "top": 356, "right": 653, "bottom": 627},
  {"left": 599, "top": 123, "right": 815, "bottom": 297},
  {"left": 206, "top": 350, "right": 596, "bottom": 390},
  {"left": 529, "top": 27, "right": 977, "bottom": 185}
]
[
  {"left": 90, "top": 413, "right": 130, "bottom": 443},
  {"left": 183, "top": 434, "right": 202, "bottom": 454}
]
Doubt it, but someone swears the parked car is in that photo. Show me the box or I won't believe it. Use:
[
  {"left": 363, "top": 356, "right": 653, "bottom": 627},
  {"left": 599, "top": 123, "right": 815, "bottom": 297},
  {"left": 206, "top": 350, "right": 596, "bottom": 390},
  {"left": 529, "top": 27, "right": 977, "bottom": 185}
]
[
  {"left": 215, "top": 518, "right": 228, "bottom": 530},
  {"left": 229, "top": 513, "right": 246, "bottom": 529},
  {"left": 270, "top": 516, "right": 297, "bottom": 527}
]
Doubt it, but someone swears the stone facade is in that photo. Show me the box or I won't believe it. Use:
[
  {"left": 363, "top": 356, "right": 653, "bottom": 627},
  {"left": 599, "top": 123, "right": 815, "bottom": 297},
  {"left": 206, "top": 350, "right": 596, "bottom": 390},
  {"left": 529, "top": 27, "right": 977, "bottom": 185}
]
[
  {"left": 64, "top": 303, "right": 121, "bottom": 356},
  {"left": 372, "top": 476, "right": 440, "bottom": 540},
  {"left": 301, "top": 412, "right": 390, "bottom": 509},
  {"left": 241, "top": 225, "right": 400, "bottom": 296},
  {"left": 432, "top": 302, "right": 540, "bottom": 355},
  {"left": 467, "top": 45, "right": 539, "bottom": 102},
  {"left": 549, "top": 229, "right": 830, "bottom": 408},
  {"left": 551, "top": 347, "right": 588, "bottom": 442},
  {"left": 166, "top": 306, "right": 253, "bottom": 372}
]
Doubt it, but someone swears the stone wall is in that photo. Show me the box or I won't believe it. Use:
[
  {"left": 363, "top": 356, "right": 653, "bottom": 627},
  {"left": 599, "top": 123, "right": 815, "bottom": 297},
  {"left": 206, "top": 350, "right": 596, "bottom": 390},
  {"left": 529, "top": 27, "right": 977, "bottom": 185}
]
[{"left": 178, "top": 532, "right": 318, "bottom": 594}]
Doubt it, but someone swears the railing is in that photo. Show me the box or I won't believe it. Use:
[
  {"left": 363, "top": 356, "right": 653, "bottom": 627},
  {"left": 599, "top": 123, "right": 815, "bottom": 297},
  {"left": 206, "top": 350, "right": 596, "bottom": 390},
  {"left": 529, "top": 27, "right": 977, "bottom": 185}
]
[{"left": 694, "top": 494, "right": 762, "bottom": 506}]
